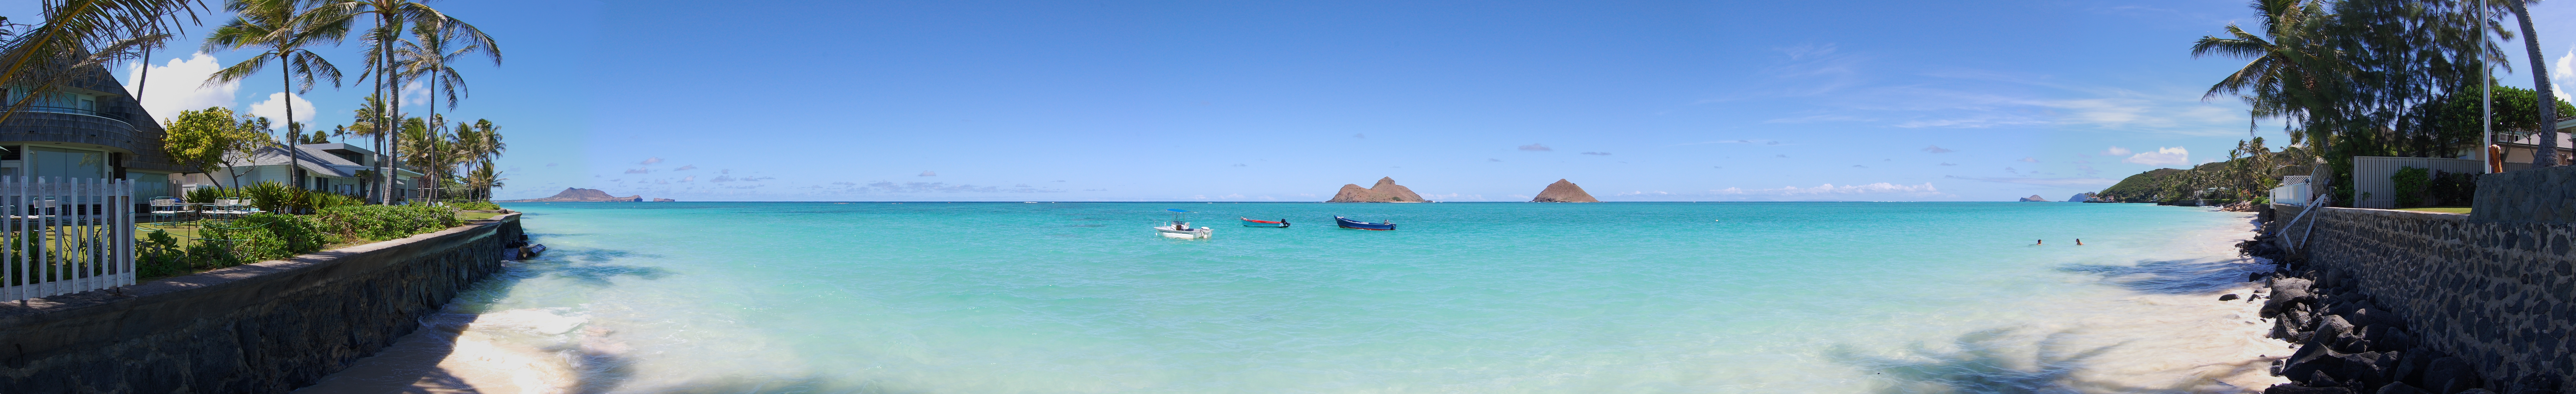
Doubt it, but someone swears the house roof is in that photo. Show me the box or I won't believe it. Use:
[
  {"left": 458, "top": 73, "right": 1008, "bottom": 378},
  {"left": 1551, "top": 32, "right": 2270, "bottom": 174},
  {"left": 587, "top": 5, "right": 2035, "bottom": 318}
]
[{"left": 220, "top": 144, "right": 419, "bottom": 178}]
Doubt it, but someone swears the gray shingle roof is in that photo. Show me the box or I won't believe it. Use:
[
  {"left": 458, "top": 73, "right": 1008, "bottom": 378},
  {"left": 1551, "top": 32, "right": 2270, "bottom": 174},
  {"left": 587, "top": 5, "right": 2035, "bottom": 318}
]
[{"left": 220, "top": 144, "right": 373, "bottom": 178}]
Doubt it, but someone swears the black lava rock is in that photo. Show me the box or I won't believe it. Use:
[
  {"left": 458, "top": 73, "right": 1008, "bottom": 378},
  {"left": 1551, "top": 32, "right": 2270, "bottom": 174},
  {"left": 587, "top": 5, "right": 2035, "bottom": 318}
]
[{"left": 2224, "top": 294, "right": 2244, "bottom": 301}]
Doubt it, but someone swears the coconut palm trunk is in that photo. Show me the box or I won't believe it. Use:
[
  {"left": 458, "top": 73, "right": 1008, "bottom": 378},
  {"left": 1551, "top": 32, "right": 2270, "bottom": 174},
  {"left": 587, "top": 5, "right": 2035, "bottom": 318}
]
[{"left": 2507, "top": 0, "right": 2559, "bottom": 167}]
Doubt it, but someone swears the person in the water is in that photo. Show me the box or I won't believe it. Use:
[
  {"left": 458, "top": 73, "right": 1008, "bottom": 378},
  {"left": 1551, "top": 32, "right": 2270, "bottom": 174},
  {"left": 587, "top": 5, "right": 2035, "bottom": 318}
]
[
  {"left": 2035, "top": 240, "right": 2043, "bottom": 245},
  {"left": 2076, "top": 239, "right": 2083, "bottom": 245}
]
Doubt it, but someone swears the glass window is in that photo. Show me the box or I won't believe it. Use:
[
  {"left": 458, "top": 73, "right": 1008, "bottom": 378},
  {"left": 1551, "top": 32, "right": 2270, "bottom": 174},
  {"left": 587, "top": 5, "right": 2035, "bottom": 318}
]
[
  {"left": 130, "top": 172, "right": 169, "bottom": 198},
  {"left": 28, "top": 146, "right": 105, "bottom": 180}
]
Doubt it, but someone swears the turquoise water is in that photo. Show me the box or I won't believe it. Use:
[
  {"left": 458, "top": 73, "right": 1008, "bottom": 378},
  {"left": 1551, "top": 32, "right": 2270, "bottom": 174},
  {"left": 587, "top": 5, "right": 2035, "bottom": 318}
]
[{"left": 455, "top": 202, "right": 2285, "bottom": 393}]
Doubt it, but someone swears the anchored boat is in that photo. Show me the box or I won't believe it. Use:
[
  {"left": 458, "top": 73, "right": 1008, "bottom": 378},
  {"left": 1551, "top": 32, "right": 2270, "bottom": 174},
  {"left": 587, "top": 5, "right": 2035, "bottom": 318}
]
[
  {"left": 1240, "top": 218, "right": 1290, "bottom": 227},
  {"left": 1156, "top": 209, "right": 1214, "bottom": 239},
  {"left": 1334, "top": 216, "right": 1396, "bottom": 231}
]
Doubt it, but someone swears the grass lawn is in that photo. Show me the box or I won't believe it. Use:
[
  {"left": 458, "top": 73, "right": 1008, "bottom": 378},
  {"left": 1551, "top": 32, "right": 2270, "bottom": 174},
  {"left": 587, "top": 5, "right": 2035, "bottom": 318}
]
[
  {"left": 2395, "top": 206, "right": 2470, "bottom": 214},
  {"left": 459, "top": 211, "right": 504, "bottom": 221}
]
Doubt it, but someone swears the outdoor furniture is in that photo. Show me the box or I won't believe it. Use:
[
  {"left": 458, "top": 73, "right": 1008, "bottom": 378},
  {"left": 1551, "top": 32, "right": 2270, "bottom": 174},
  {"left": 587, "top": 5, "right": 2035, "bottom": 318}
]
[{"left": 149, "top": 197, "right": 182, "bottom": 222}]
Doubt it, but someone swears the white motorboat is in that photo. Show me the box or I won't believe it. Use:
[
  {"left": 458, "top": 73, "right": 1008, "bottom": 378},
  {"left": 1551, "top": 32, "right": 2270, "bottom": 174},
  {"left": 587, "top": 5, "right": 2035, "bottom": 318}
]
[{"left": 1157, "top": 209, "right": 1214, "bottom": 239}]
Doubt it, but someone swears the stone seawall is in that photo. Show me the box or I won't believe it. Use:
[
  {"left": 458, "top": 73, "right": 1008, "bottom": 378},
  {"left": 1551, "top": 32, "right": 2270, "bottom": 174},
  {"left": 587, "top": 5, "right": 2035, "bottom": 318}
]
[
  {"left": 2470, "top": 164, "right": 2576, "bottom": 223},
  {"left": 2268, "top": 204, "right": 2574, "bottom": 391},
  {"left": 0, "top": 214, "right": 522, "bottom": 393}
]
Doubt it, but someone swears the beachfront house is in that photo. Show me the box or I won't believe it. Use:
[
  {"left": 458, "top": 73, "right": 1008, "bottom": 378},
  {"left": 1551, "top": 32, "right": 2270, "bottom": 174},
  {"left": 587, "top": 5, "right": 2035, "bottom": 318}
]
[
  {"left": 0, "top": 66, "right": 194, "bottom": 201},
  {"left": 189, "top": 143, "right": 420, "bottom": 199},
  {"left": 2490, "top": 117, "right": 2576, "bottom": 171}
]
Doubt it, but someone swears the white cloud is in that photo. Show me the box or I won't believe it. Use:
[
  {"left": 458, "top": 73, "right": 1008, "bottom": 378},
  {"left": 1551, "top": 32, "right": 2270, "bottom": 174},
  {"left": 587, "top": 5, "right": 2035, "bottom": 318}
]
[
  {"left": 1713, "top": 182, "right": 1941, "bottom": 196},
  {"left": 399, "top": 80, "right": 430, "bottom": 107},
  {"left": 245, "top": 92, "right": 314, "bottom": 130},
  {"left": 2102, "top": 146, "right": 2132, "bottom": 156},
  {"left": 918, "top": 171, "right": 937, "bottom": 176},
  {"left": 1518, "top": 143, "right": 1552, "bottom": 151},
  {"left": 639, "top": 157, "right": 663, "bottom": 165},
  {"left": 122, "top": 52, "right": 238, "bottom": 122},
  {"left": 2123, "top": 146, "right": 2190, "bottom": 166},
  {"left": 1921, "top": 145, "right": 1955, "bottom": 153},
  {"left": 2555, "top": 50, "right": 2573, "bottom": 103},
  {"left": 673, "top": 165, "right": 697, "bottom": 171},
  {"left": 2018, "top": 157, "right": 2039, "bottom": 163}
]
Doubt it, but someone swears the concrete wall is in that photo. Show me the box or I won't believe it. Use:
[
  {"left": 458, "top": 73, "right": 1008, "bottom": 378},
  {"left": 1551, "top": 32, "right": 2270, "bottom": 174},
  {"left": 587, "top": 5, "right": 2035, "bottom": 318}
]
[
  {"left": 0, "top": 214, "right": 522, "bottom": 393},
  {"left": 2471, "top": 164, "right": 2576, "bottom": 223},
  {"left": 2270, "top": 204, "right": 2575, "bottom": 389},
  {"left": 2347, "top": 156, "right": 2483, "bottom": 209}
]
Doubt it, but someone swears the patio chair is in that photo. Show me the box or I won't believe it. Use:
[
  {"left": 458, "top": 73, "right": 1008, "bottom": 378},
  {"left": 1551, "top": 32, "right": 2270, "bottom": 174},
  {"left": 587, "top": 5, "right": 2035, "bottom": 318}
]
[{"left": 149, "top": 197, "right": 182, "bottom": 222}]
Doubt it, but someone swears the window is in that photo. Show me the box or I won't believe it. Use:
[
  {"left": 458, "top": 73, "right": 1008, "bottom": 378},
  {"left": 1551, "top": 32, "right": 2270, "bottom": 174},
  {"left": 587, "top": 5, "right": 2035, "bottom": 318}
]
[{"left": 28, "top": 146, "right": 106, "bottom": 180}]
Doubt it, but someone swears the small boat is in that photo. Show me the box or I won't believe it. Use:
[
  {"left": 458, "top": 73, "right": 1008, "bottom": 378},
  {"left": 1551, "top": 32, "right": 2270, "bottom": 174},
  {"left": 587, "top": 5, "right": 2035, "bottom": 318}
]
[
  {"left": 1240, "top": 218, "right": 1290, "bottom": 227},
  {"left": 1156, "top": 209, "right": 1214, "bottom": 239},
  {"left": 1334, "top": 216, "right": 1395, "bottom": 231}
]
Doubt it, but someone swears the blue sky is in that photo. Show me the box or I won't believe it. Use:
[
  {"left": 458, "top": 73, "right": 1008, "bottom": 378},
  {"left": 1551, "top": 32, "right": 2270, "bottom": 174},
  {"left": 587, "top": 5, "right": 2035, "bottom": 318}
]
[{"left": 17, "top": 0, "right": 2576, "bottom": 201}]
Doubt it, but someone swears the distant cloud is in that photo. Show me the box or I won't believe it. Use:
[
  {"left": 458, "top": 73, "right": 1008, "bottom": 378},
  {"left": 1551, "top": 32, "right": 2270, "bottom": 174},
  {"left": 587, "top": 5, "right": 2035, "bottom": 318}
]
[
  {"left": 1052, "top": 180, "right": 1065, "bottom": 182},
  {"left": 918, "top": 171, "right": 937, "bottom": 176},
  {"left": 1775, "top": 154, "right": 1789, "bottom": 158},
  {"left": 122, "top": 52, "right": 237, "bottom": 123},
  {"left": 2123, "top": 147, "right": 2189, "bottom": 166},
  {"left": 623, "top": 168, "right": 650, "bottom": 174},
  {"left": 722, "top": 169, "right": 732, "bottom": 174},
  {"left": 1851, "top": 165, "right": 1867, "bottom": 168},
  {"left": 246, "top": 92, "right": 315, "bottom": 130},
  {"left": 1712, "top": 182, "right": 1942, "bottom": 196},
  {"left": 1942, "top": 175, "right": 2119, "bottom": 186},
  {"left": 1353, "top": 133, "right": 1366, "bottom": 139},
  {"left": 2102, "top": 146, "right": 2132, "bottom": 156},
  {"left": 831, "top": 181, "right": 857, "bottom": 186},
  {"left": 744, "top": 176, "right": 774, "bottom": 181},
  {"left": 1939, "top": 162, "right": 1958, "bottom": 166},
  {"left": 640, "top": 157, "right": 663, "bottom": 165},
  {"left": 1232, "top": 163, "right": 1247, "bottom": 167},
  {"left": 1921, "top": 145, "right": 1955, "bottom": 153},
  {"left": 2018, "top": 157, "right": 2039, "bottom": 163},
  {"left": 708, "top": 175, "right": 736, "bottom": 182},
  {"left": 674, "top": 165, "right": 697, "bottom": 171},
  {"left": 1518, "top": 143, "right": 1552, "bottom": 151},
  {"left": 1581, "top": 152, "right": 1611, "bottom": 156},
  {"left": 680, "top": 176, "right": 694, "bottom": 182},
  {"left": 1488, "top": 158, "right": 1502, "bottom": 162},
  {"left": 1678, "top": 139, "right": 1784, "bottom": 146},
  {"left": 859, "top": 181, "right": 1065, "bottom": 193},
  {"left": 546, "top": 163, "right": 558, "bottom": 167}
]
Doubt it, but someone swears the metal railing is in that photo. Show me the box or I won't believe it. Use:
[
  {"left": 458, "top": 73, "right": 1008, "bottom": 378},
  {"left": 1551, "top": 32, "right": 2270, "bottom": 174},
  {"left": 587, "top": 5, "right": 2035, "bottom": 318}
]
[{"left": 0, "top": 177, "right": 135, "bottom": 302}]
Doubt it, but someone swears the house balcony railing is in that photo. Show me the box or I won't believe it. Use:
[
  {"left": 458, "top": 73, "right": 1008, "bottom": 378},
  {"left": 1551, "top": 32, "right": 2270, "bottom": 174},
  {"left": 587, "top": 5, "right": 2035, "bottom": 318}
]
[{"left": 4, "top": 106, "right": 133, "bottom": 129}]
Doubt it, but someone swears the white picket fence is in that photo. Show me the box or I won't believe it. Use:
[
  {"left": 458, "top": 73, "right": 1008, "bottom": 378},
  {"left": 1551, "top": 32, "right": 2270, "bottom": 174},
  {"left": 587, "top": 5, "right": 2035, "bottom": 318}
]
[{"left": 0, "top": 177, "right": 135, "bottom": 302}]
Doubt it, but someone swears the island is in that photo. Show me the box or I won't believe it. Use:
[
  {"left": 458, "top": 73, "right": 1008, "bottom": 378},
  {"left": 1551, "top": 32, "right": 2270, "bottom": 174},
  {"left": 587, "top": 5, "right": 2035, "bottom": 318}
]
[
  {"left": 498, "top": 188, "right": 646, "bottom": 202},
  {"left": 1529, "top": 179, "right": 1600, "bottom": 202},
  {"left": 1326, "top": 177, "right": 1429, "bottom": 202},
  {"left": 2017, "top": 195, "right": 2051, "bottom": 202}
]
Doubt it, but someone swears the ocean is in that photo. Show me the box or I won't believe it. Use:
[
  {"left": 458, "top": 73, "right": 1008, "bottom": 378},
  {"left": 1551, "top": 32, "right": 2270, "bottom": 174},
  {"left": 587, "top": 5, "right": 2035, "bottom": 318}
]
[{"left": 412, "top": 202, "right": 2288, "bottom": 393}]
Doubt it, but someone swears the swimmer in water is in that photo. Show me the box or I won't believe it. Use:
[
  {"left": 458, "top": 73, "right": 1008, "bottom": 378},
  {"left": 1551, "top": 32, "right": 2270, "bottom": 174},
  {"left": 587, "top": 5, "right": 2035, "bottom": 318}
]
[
  {"left": 2035, "top": 240, "right": 2043, "bottom": 245},
  {"left": 2076, "top": 239, "right": 2083, "bottom": 245}
]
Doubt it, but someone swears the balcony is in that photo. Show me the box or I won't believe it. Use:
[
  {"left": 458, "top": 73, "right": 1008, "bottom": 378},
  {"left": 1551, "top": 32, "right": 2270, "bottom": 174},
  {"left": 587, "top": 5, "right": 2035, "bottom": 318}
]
[{"left": 7, "top": 106, "right": 132, "bottom": 129}]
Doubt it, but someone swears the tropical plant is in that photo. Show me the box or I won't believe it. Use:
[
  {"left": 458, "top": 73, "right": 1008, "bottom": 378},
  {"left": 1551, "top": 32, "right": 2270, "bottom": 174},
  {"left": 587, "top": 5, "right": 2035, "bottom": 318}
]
[
  {"left": 2501, "top": 0, "right": 2558, "bottom": 166},
  {"left": 309, "top": 0, "right": 496, "bottom": 204},
  {"left": 0, "top": 0, "right": 203, "bottom": 125},
  {"left": 203, "top": 0, "right": 350, "bottom": 188},
  {"left": 311, "top": 203, "right": 456, "bottom": 241}
]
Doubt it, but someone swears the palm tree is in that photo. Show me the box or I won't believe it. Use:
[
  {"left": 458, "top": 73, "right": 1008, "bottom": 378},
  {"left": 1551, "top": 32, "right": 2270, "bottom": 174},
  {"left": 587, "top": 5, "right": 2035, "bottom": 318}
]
[
  {"left": 0, "top": 0, "right": 202, "bottom": 125},
  {"left": 394, "top": 19, "right": 496, "bottom": 202},
  {"left": 2194, "top": 0, "right": 2345, "bottom": 197},
  {"left": 309, "top": 0, "right": 495, "bottom": 203},
  {"left": 204, "top": 0, "right": 347, "bottom": 192},
  {"left": 2502, "top": 0, "right": 2559, "bottom": 167}
]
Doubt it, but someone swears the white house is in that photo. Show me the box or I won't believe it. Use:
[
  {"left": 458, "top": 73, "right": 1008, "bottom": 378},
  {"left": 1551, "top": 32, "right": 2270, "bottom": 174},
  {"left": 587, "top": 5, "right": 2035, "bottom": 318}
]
[{"left": 180, "top": 143, "right": 422, "bottom": 199}]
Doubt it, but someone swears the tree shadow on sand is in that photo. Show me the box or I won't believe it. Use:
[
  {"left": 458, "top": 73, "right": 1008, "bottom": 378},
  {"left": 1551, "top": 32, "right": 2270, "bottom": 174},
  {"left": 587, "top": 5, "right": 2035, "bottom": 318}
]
[
  {"left": 1830, "top": 328, "right": 2170, "bottom": 394},
  {"left": 2057, "top": 258, "right": 2272, "bottom": 295}
]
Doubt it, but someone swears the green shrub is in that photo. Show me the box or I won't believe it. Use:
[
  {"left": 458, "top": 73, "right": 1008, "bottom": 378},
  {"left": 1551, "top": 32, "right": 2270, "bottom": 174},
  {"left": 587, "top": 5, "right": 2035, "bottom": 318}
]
[
  {"left": 240, "top": 181, "right": 297, "bottom": 213},
  {"left": 449, "top": 200, "right": 501, "bottom": 210},
  {"left": 2391, "top": 167, "right": 2430, "bottom": 207},
  {"left": 313, "top": 204, "right": 461, "bottom": 242},
  {"left": 197, "top": 213, "right": 327, "bottom": 264},
  {"left": 137, "top": 230, "right": 188, "bottom": 278}
]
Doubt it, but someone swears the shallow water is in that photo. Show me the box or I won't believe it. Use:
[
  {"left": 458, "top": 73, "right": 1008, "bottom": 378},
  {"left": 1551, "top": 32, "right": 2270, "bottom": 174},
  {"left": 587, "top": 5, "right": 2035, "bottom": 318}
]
[{"left": 432, "top": 201, "right": 2286, "bottom": 393}]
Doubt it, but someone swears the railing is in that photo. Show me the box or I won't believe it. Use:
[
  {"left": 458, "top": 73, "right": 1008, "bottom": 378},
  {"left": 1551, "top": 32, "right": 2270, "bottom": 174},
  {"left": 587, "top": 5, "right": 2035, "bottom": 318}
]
[
  {"left": 4, "top": 105, "right": 133, "bottom": 128},
  {"left": 0, "top": 177, "right": 134, "bottom": 302}
]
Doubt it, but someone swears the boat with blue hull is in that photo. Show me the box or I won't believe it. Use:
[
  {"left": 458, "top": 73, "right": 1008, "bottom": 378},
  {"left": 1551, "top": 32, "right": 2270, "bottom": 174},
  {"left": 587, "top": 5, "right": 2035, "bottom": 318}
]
[
  {"left": 1334, "top": 216, "right": 1396, "bottom": 231},
  {"left": 1240, "top": 218, "right": 1290, "bottom": 227}
]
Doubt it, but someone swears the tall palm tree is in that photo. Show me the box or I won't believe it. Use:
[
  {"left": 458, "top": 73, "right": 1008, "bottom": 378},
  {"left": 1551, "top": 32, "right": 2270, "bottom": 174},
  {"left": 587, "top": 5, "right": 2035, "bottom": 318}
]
[
  {"left": 2194, "top": 0, "right": 2346, "bottom": 195},
  {"left": 310, "top": 0, "right": 495, "bottom": 203},
  {"left": 0, "top": 0, "right": 202, "bottom": 124},
  {"left": 394, "top": 19, "right": 495, "bottom": 202},
  {"left": 204, "top": 0, "right": 347, "bottom": 191},
  {"left": 2502, "top": 0, "right": 2559, "bottom": 167}
]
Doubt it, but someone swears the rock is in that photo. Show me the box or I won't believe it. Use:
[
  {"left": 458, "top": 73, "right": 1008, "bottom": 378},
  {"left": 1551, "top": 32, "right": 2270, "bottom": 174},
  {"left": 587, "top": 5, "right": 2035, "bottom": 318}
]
[
  {"left": 2392, "top": 349, "right": 2428, "bottom": 387},
  {"left": 2423, "top": 357, "right": 2479, "bottom": 394},
  {"left": 2377, "top": 382, "right": 2433, "bottom": 394},
  {"left": 2269, "top": 383, "right": 2360, "bottom": 394},
  {"left": 2019, "top": 194, "right": 2051, "bottom": 202},
  {"left": 1528, "top": 179, "right": 1600, "bottom": 202},
  {"left": 499, "top": 188, "right": 646, "bottom": 202},
  {"left": 1326, "top": 177, "right": 1429, "bottom": 202},
  {"left": 2223, "top": 294, "right": 2243, "bottom": 301}
]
